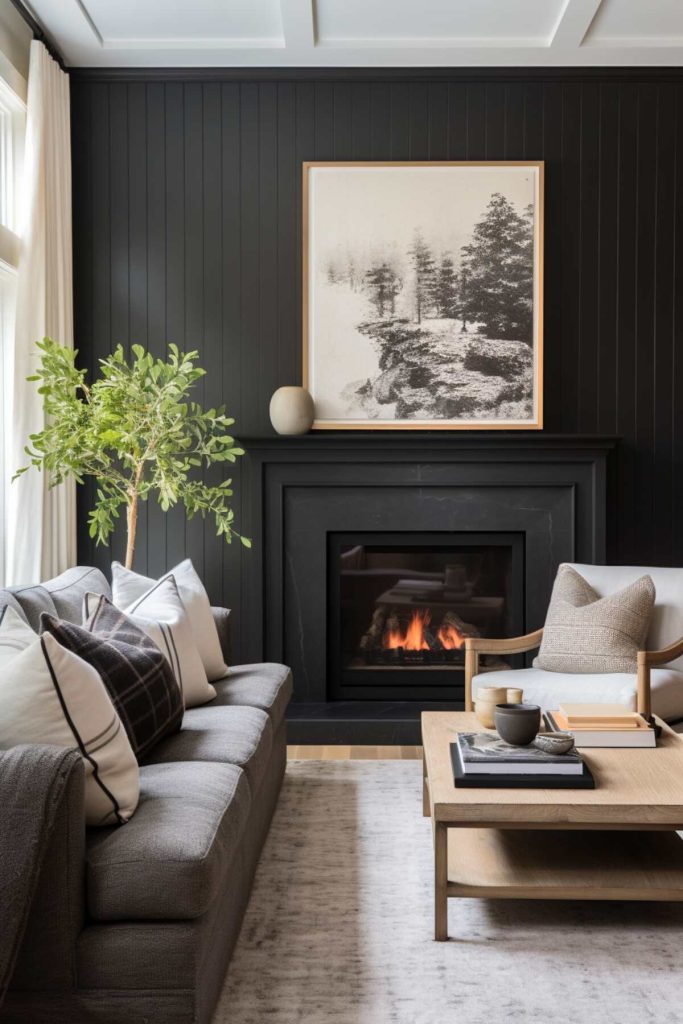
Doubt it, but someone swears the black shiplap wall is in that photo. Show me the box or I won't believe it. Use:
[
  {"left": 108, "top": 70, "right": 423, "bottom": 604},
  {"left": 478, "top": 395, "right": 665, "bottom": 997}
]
[{"left": 71, "top": 69, "right": 683, "bottom": 640}]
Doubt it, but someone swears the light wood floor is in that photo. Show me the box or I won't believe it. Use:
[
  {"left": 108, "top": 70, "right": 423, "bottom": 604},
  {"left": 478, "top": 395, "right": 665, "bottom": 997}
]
[{"left": 287, "top": 745, "right": 422, "bottom": 759}]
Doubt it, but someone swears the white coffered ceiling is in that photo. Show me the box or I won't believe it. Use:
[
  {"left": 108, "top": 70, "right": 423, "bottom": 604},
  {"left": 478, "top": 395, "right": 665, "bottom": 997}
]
[{"left": 24, "top": 0, "right": 683, "bottom": 68}]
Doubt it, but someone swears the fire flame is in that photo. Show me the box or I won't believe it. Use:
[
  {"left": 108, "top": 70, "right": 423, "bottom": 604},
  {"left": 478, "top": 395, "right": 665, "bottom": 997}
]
[
  {"left": 383, "top": 609, "right": 465, "bottom": 651},
  {"left": 436, "top": 623, "right": 466, "bottom": 650}
]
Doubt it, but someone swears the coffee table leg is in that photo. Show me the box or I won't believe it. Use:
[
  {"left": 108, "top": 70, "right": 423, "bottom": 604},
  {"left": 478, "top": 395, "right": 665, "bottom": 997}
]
[
  {"left": 434, "top": 821, "right": 448, "bottom": 940},
  {"left": 422, "top": 750, "right": 430, "bottom": 817}
]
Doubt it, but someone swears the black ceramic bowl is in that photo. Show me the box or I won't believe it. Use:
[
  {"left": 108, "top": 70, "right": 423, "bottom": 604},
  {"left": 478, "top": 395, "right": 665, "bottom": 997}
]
[{"left": 494, "top": 703, "right": 541, "bottom": 746}]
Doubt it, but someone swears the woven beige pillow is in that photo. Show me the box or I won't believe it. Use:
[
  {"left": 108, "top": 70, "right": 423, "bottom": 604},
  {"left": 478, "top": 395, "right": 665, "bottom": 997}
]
[{"left": 534, "top": 565, "right": 655, "bottom": 674}]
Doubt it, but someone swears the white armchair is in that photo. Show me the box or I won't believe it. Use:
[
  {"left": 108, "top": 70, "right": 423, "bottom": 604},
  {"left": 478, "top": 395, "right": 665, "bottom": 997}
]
[{"left": 464, "top": 564, "right": 683, "bottom": 722}]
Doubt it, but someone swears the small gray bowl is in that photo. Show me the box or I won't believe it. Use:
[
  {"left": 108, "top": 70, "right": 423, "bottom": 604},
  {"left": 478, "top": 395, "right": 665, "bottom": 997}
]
[
  {"left": 494, "top": 703, "right": 541, "bottom": 746},
  {"left": 534, "top": 732, "right": 575, "bottom": 755}
]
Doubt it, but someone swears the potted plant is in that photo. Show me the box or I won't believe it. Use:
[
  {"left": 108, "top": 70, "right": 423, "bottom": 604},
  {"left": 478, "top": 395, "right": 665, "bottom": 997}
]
[{"left": 16, "top": 339, "right": 249, "bottom": 568}]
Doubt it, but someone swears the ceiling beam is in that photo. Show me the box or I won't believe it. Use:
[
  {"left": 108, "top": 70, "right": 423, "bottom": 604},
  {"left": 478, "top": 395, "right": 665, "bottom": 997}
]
[
  {"left": 550, "top": 0, "right": 603, "bottom": 48},
  {"left": 280, "top": 0, "right": 315, "bottom": 50}
]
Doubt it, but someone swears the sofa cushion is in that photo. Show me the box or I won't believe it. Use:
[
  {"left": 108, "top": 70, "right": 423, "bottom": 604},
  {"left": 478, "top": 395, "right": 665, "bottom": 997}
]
[
  {"left": 105, "top": 576, "right": 216, "bottom": 709},
  {"left": 42, "top": 566, "right": 111, "bottom": 622},
  {"left": 86, "top": 760, "right": 251, "bottom": 921},
  {"left": 472, "top": 666, "right": 683, "bottom": 721},
  {"left": 42, "top": 599, "right": 183, "bottom": 760},
  {"left": 0, "top": 607, "right": 139, "bottom": 826},
  {"left": 143, "top": 705, "right": 273, "bottom": 792},
  {"left": 112, "top": 559, "right": 228, "bottom": 682},
  {"left": 211, "top": 663, "right": 292, "bottom": 729},
  {"left": 9, "top": 566, "right": 111, "bottom": 630},
  {"left": 7, "top": 584, "right": 58, "bottom": 631},
  {"left": 0, "top": 589, "right": 29, "bottom": 624}
]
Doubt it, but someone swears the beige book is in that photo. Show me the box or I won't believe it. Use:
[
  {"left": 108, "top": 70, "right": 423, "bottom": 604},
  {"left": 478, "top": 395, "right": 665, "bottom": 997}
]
[
  {"left": 555, "top": 708, "right": 647, "bottom": 732},
  {"left": 559, "top": 702, "right": 638, "bottom": 723}
]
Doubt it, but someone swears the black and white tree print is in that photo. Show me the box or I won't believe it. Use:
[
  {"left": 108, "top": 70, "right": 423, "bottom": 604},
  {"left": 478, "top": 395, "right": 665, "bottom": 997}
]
[
  {"left": 459, "top": 193, "right": 534, "bottom": 344},
  {"left": 311, "top": 167, "right": 539, "bottom": 423}
]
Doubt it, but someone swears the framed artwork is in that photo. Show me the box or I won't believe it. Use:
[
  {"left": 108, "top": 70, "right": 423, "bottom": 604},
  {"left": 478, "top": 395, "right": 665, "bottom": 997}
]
[{"left": 303, "top": 161, "right": 544, "bottom": 430}]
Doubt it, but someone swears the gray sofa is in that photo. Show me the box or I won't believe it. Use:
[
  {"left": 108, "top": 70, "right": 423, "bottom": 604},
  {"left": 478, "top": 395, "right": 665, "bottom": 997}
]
[{"left": 0, "top": 566, "right": 292, "bottom": 1024}]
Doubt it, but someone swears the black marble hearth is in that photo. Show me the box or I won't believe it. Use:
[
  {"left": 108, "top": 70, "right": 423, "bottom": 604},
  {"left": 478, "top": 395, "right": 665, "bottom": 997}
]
[{"left": 242, "top": 434, "right": 616, "bottom": 743}]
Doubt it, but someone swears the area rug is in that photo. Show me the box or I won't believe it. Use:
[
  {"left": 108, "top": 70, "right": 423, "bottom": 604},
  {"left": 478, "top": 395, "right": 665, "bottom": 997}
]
[{"left": 214, "top": 760, "right": 683, "bottom": 1024}]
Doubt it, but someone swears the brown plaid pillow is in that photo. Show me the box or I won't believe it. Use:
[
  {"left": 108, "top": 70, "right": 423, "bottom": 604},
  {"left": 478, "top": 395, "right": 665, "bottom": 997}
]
[{"left": 41, "top": 597, "right": 183, "bottom": 760}]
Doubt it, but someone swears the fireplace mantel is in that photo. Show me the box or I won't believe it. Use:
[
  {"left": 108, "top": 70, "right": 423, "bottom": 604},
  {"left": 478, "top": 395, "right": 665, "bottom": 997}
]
[{"left": 241, "top": 434, "right": 617, "bottom": 742}]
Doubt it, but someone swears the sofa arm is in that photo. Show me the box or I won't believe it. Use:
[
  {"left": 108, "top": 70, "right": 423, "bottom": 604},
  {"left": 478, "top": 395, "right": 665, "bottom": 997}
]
[
  {"left": 211, "top": 606, "right": 232, "bottom": 665},
  {"left": 6, "top": 746, "right": 86, "bottom": 995}
]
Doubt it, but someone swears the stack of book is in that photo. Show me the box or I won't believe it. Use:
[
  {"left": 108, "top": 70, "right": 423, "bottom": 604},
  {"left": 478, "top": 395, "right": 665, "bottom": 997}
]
[
  {"left": 451, "top": 732, "right": 595, "bottom": 789},
  {"left": 545, "top": 703, "right": 656, "bottom": 748}
]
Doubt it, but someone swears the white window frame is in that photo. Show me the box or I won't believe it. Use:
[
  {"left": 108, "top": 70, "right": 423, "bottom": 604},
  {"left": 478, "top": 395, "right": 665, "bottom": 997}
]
[{"left": 0, "top": 73, "right": 25, "bottom": 586}]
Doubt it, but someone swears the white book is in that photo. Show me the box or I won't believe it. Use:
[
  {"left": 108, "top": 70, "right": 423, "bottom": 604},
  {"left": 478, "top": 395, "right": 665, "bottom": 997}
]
[{"left": 546, "top": 712, "right": 656, "bottom": 749}]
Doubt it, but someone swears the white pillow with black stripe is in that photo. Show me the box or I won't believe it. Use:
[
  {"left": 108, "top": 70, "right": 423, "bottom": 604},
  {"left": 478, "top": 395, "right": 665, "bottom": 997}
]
[
  {"left": 0, "top": 606, "right": 139, "bottom": 826},
  {"left": 112, "top": 559, "right": 228, "bottom": 681},
  {"left": 88, "top": 576, "right": 216, "bottom": 708}
]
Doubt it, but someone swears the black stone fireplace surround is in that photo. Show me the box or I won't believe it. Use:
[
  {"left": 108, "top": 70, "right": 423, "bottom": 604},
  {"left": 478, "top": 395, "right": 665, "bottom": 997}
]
[{"left": 243, "top": 434, "right": 615, "bottom": 743}]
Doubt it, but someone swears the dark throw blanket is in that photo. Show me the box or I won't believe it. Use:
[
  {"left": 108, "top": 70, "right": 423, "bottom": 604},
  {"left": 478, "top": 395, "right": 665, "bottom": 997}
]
[{"left": 0, "top": 744, "right": 82, "bottom": 1008}]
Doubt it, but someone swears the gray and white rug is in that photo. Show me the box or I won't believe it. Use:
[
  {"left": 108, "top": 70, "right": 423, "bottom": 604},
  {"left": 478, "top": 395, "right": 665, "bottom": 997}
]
[{"left": 215, "top": 760, "right": 683, "bottom": 1024}]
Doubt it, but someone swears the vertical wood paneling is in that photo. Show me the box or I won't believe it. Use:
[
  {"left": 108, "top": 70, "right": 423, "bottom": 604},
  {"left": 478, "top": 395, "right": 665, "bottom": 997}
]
[
  {"left": 577, "top": 82, "right": 600, "bottom": 434},
  {"left": 145, "top": 82, "right": 167, "bottom": 577},
  {"left": 163, "top": 82, "right": 187, "bottom": 570},
  {"left": 653, "top": 85, "right": 676, "bottom": 565},
  {"left": 615, "top": 82, "right": 639, "bottom": 562},
  {"left": 127, "top": 83, "right": 149, "bottom": 567},
  {"left": 672, "top": 86, "right": 683, "bottom": 567},
  {"left": 72, "top": 71, "right": 683, "bottom": 644}
]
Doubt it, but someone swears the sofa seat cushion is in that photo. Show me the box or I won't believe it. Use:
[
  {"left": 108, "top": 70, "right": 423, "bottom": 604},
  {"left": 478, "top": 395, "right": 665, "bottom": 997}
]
[
  {"left": 143, "top": 705, "right": 274, "bottom": 792},
  {"left": 211, "top": 663, "right": 292, "bottom": 728},
  {"left": 472, "top": 667, "right": 683, "bottom": 721},
  {"left": 86, "top": 760, "right": 251, "bottom": 921}
]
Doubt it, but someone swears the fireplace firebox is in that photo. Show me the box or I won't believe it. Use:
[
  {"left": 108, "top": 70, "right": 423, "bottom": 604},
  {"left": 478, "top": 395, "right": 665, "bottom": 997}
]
[{"left": 328, "top": 532, "right": 525, "bottom": 701}]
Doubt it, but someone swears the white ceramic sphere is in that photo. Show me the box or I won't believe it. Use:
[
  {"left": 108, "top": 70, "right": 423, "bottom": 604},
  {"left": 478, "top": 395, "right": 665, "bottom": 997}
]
[{"left": 269, "top": 386, "right": 315, "bottom": 435}]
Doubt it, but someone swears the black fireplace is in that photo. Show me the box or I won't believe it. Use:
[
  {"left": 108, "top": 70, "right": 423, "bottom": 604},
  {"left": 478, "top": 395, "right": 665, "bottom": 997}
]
[
  {"left": 328, "top": 532, "right": 524, "bottom": 700},
  {"left": 241, "top": 434, "right": 615, "bottom": 742}
]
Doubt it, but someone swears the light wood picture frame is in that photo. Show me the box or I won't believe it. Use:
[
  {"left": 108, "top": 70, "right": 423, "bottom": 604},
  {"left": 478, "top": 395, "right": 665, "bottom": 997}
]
[{"left": 303, "top": 161, "right": 544, "bottom": 430}]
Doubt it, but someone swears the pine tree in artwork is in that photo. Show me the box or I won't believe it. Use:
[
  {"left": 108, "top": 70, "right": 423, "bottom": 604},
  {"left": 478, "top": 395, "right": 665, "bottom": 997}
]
[
  {"left": 434, "top": 253, "right": 459, "bottom": 318},
  {"left": 459, "top": 192, "right": 534, "bottom": 343},
  {"left": 408, "top": 231, "right": 437, "bottom": 324},
  {"left": 364, "top": 261, "right": 401, "bottom": 317}
]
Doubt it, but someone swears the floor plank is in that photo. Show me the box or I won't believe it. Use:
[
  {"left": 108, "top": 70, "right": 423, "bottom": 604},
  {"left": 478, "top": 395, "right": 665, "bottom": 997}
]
[{"left": 287, "top": 745, "right": 423, "bottom": 760}]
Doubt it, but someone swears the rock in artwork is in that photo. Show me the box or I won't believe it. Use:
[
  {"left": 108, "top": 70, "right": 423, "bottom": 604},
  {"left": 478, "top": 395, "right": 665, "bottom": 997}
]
[{"left": 304, "top": 163, "right": 543, "bottom": 428}]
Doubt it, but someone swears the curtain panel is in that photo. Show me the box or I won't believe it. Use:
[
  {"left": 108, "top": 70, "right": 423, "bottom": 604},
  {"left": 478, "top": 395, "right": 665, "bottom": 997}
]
[{"left": 6, "top": 40, "right": 75, "bottom": 584}]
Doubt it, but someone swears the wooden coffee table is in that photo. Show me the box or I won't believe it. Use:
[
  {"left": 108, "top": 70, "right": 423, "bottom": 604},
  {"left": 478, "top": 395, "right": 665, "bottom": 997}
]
[{"left": 422, "top": 712, "right": 683, "bottom": 940}]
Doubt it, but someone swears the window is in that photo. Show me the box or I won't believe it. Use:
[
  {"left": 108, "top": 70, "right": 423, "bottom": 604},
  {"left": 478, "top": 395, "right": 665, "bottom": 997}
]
[{"left": 0, "top": 74, "right": 25, "bottom": 586}]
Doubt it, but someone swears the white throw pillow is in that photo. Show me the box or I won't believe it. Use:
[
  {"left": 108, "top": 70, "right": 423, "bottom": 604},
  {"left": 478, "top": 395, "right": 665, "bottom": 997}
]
[
  {"left": 111, "top": 559, "right": 228, "bottom": 681},
  {"left": 0, "top": 606, "right": 139, "bottom": 826},
  {"left": 87, "top": 576, "right": 216, "bottom": 708}
]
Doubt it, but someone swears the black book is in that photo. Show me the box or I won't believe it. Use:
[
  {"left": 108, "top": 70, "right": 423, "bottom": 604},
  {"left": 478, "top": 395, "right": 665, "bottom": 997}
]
[{"left": 450, "top": 742, "right": 596, "bottom": 789}]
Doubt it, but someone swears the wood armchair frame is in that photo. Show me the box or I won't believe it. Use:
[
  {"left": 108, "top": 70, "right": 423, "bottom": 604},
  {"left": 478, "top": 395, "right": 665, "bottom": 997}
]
[{"left": 464, "top": 629, "right": 683, "bottom": 717}]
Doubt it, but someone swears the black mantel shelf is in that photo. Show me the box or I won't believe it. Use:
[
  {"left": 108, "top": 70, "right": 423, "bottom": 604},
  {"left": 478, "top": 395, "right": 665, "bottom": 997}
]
[
  {"left": 241, "top": 434, "right": 617, "bottom": 743},
  {"left": 242, "top": 433, "right": 619, "bottom": 451}
]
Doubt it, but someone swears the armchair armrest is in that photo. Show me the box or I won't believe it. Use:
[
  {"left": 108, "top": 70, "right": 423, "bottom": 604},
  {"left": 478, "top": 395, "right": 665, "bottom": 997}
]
[
  {"left": 636, "top": 635, "right": 683, "bottom": 718},
  {"left": 211, "top": 606, "right": 232, "bottom": 665},
  {"left": 464, "top": 629, "right": 544, "bottom": 711}
]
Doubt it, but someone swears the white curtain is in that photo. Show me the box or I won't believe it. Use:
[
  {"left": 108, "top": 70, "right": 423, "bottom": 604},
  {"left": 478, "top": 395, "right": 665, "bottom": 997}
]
[{"left": 6, "top": 40, "right": 75, "bottom": 584}]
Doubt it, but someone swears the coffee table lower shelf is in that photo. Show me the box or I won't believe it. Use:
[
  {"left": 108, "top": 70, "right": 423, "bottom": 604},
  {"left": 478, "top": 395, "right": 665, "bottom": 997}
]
[{"left": 445, "top": 826, "right": 683, "bottom": 902}]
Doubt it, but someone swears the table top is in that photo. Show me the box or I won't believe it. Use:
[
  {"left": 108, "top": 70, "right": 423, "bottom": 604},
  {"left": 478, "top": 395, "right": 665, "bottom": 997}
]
[{"left": 421, "top": 711, "right": 683, "bottom": 827}]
